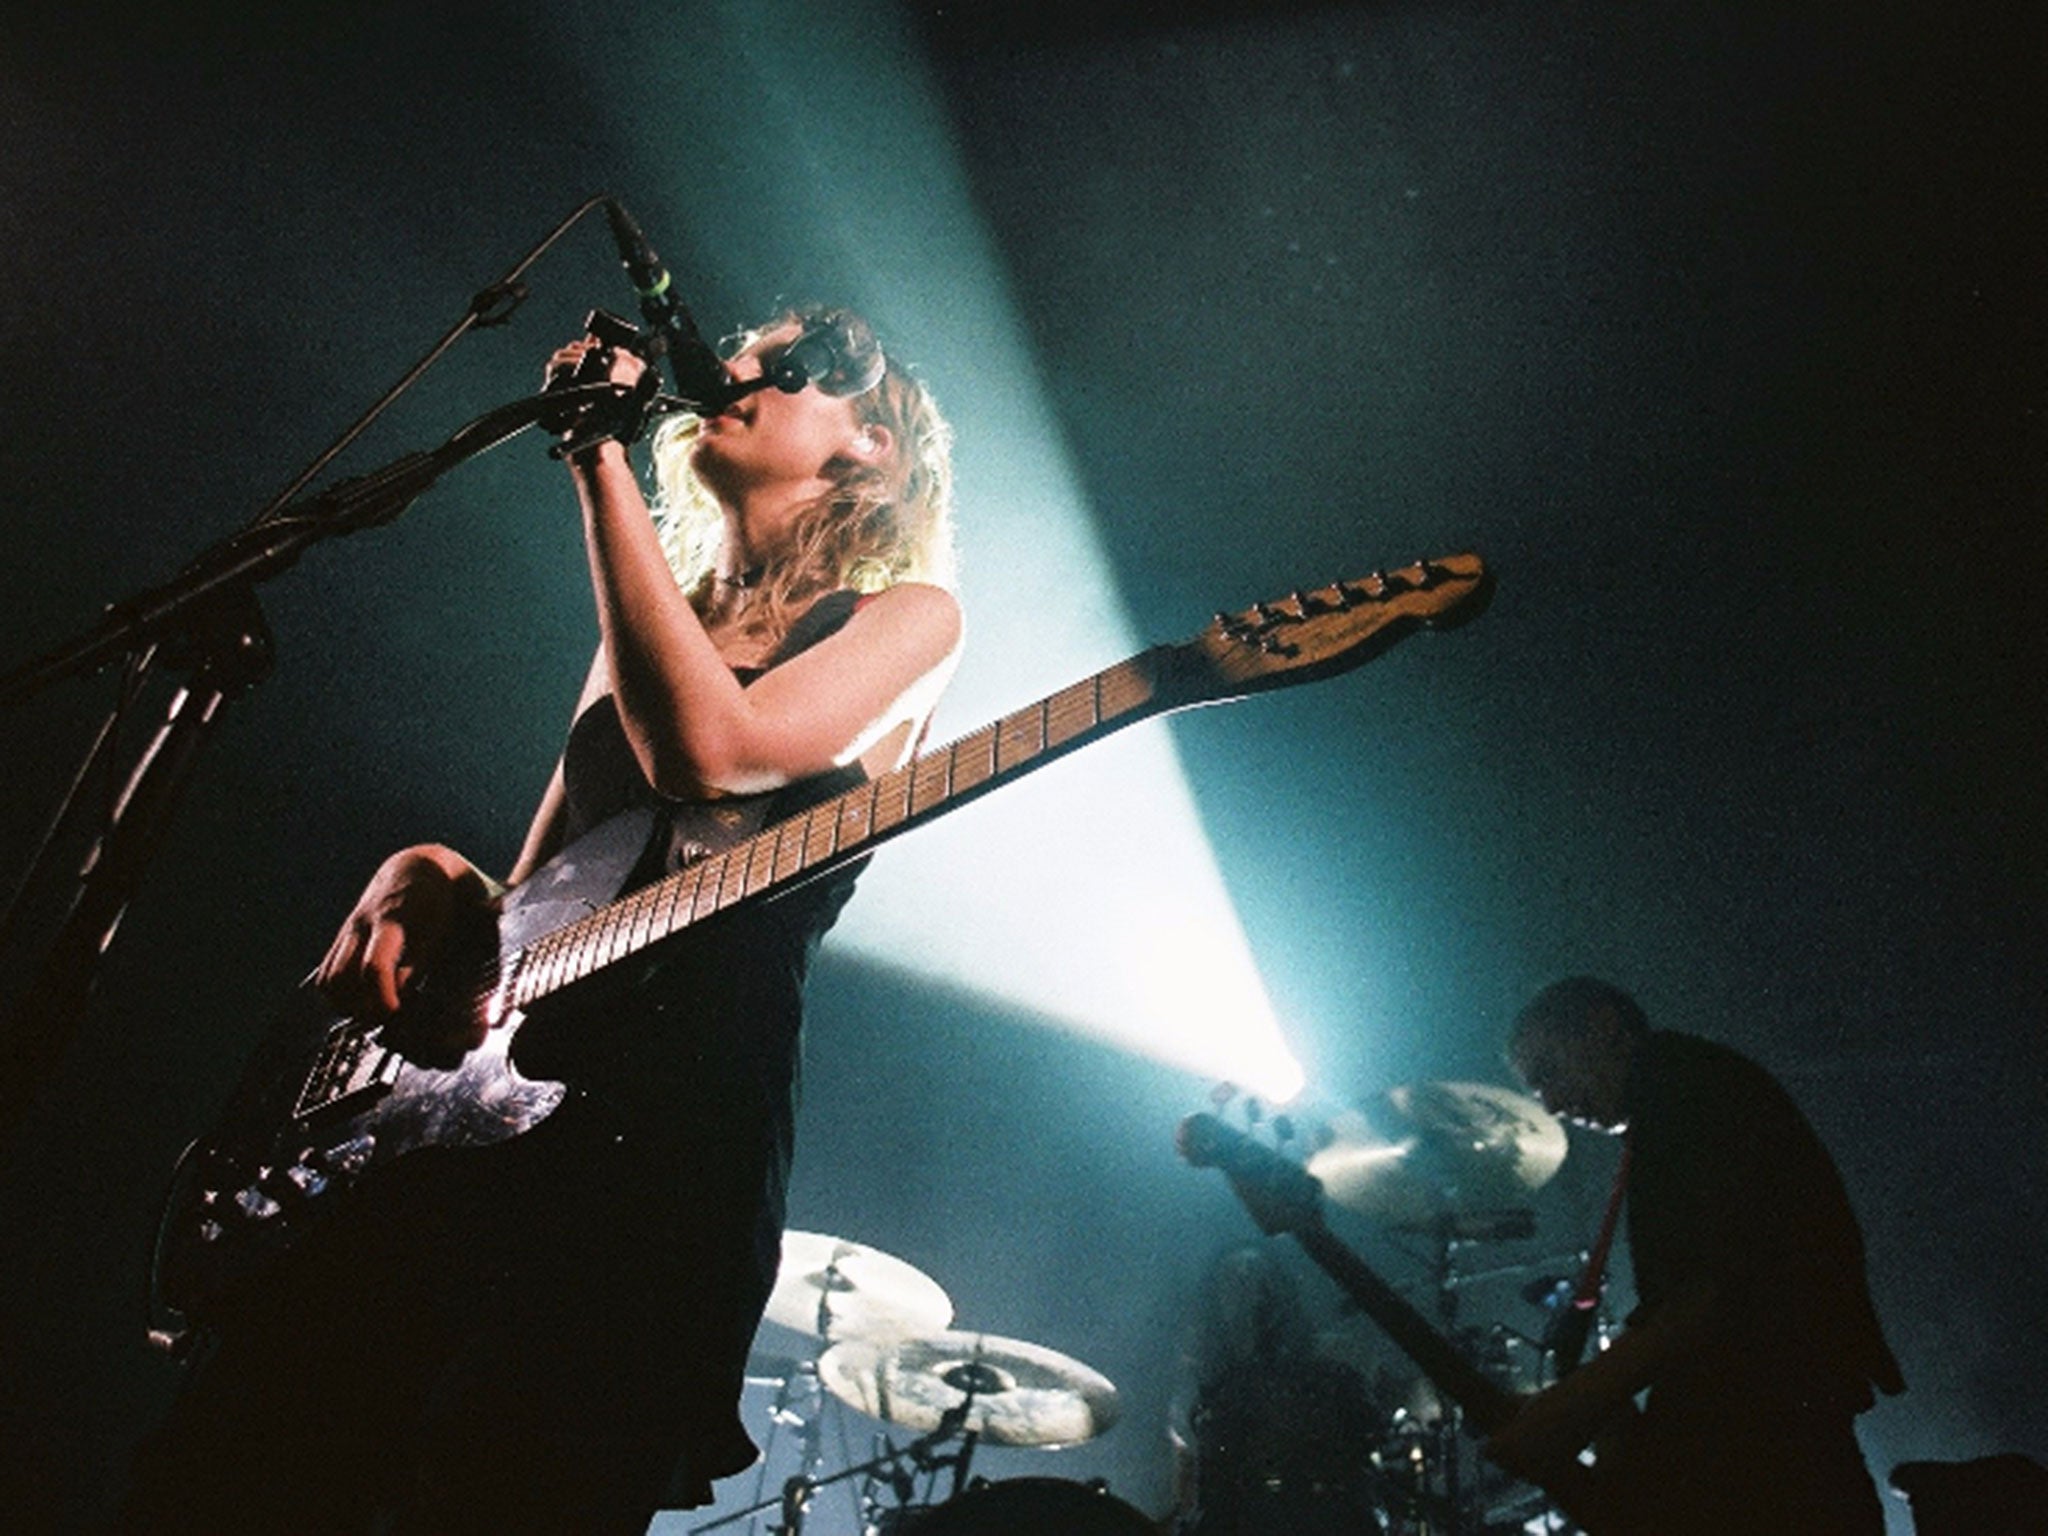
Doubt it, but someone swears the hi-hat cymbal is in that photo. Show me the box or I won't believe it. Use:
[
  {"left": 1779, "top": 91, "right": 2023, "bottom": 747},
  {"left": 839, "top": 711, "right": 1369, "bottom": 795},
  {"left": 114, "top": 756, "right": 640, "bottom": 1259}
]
[
  {"left": 763, "top": 1231, "right": 954, "bottom": 1341},
  {"left": 817, "top": 1329, "right": 1120, "bottom": 1448},
  {"left": 1305, "top": 1081, "right": 1566, "bottom": 1230}
]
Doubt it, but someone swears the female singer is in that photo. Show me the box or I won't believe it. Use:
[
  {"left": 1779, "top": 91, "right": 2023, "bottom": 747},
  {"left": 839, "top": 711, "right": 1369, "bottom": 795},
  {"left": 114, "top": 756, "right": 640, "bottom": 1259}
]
[{"left": 115, "top": 308, "right": 963, "bottom": 1535}]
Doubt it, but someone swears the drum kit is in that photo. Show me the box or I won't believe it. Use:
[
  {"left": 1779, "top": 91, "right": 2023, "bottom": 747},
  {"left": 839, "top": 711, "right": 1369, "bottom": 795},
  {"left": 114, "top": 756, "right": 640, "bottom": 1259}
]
[
  {"left": 693, "top": 1081, "right": 1601, "bottom": 1536},
  {"left": 692, "top": 1232, "right": 1142, "bottom": 1536}
]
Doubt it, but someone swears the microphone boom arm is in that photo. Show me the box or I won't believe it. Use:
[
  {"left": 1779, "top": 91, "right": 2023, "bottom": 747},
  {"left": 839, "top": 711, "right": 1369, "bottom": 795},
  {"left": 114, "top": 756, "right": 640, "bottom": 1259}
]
[{"left": 0, "top": 383, "right": 626, "bottom": 704}]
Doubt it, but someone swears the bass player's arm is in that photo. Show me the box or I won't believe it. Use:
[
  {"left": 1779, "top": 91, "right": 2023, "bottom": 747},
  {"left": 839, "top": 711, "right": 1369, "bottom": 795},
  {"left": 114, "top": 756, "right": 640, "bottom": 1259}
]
[{"left": 1483, "top": 1277, "right": 1718, "bottom": 1480}]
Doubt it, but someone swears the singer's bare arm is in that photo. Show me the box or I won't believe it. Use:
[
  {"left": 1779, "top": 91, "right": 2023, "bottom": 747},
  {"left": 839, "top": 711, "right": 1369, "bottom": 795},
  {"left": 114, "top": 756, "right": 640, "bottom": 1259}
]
[{"left": 549, "top": 336, "right": 959, "bottom": 801}]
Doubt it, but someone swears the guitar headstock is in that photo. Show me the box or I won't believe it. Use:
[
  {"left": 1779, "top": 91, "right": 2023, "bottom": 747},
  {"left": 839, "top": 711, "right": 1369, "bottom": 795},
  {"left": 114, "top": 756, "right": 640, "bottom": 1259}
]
[
  {"left": 1177, "top": 1112, "right": 1328, "bottom": 1239},
  {"left": 1177, "top": 553, "right": 1490, "bottom": 704}
]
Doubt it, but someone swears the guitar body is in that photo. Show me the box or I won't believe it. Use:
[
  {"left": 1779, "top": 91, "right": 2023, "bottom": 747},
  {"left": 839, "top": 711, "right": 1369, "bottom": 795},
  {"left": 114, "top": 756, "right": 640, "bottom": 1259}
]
[
  {"left": 154, "top": 1000, "right": 563, "bottom": 1320},
  {"left": 153, "top": 808, "right": 674, "bottom": 1325},
  {"left": 152, "top": 558, "right": 1493, "bottom": 1332}
]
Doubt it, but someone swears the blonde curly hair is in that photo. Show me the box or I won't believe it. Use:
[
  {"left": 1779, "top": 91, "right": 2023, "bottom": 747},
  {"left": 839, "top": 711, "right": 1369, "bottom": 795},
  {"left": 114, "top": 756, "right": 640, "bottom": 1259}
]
[{"left": 645, "top": 306, "right": 957, "bottom": 643}]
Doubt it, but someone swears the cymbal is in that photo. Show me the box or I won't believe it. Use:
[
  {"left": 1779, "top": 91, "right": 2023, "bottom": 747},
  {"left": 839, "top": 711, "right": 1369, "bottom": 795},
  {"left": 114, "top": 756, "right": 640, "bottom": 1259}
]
[
  {"left": 763, "top": 1231, "right": 954, "bottom": 1341},
  {"left": 1305, "top": 1081, "right": 1566, "bottom": 1230},
  {"left": 1383, "top": 1081, "right": 1567, "bottom": 1177},
  {"left": 817, "top": 1329, "right": 1120, "bottom": 1448}
]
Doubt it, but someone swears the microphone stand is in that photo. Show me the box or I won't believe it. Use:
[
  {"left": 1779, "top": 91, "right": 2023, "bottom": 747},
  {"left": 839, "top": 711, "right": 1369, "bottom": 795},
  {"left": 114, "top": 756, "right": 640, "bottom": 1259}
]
[{"left": 0, "top": 193, "right": 634, "bottom": 1162}]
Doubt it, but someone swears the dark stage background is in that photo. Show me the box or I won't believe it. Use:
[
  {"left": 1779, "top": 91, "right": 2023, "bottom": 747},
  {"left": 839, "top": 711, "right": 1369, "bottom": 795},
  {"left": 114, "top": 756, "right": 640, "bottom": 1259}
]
[{"left": 1, "top": 2, "right": 2040, "bottom": 1532}]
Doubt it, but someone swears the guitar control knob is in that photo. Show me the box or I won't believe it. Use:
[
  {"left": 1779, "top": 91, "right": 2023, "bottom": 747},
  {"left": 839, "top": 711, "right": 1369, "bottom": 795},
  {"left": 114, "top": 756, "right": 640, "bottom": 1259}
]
[
  {"left": 233, "top": 1186, "right": 282, "bottom": 1222},
  {"left": 280, "top": 1162, "right": 329, "bottom": 1198},
  {"left": 321, "top": 1134, "right": 376, "bottom": 1175}
]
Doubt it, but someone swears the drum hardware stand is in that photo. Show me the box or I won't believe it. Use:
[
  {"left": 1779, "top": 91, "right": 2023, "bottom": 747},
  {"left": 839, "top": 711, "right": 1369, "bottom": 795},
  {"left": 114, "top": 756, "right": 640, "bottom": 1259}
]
[
  {"left": 1405, "top": 1215, "right": 1538, "bottom": 1536},
  {"left": 853, "top": 1395, "right": 980, "bottom": 1534},
  {"left": 1422, "top": 1237, "right": 1603, "bottom": 1536},
  {"left": 736, "top": 1355, "right": 831, "bottom": 1536},
  {"left": 1429, "top": 1219, "right": 1472, "bottom": 1536},
  {"left": 690, "top": 1403, "right": 977, "bottom": 1536},
  {"left": 745, "top": 1247, "right": 884, "bottom": 1535}
]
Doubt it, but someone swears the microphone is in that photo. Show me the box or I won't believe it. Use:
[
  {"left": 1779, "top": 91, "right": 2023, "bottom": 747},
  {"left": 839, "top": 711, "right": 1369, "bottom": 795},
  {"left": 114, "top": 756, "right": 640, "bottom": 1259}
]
[
  {"left": 767, "top": 310, "right": 887, "bottom": 399},
  {"left": 601, "top": 198, "right": 736, "bottom": 413}
]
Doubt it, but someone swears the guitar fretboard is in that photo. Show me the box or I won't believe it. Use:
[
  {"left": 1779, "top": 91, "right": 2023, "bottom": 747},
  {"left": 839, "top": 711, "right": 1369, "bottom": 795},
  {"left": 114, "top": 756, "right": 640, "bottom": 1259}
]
[{"left": 504, "top": 651, "right": 1168, "bottom": 1011}]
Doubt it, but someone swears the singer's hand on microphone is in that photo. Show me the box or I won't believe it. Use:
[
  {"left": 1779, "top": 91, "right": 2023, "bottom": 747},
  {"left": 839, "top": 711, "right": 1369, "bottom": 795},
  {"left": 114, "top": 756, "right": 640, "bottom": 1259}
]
[
  {"left": 544, "top": 334, "right": 656, "bottom": 459},
  {"left": 544, "top": 334, "right": 647, "bottom": 394}
]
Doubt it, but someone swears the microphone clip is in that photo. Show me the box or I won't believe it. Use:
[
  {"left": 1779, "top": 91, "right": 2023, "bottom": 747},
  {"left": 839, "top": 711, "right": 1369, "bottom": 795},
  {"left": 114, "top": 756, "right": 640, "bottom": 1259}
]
[{"left": 546, "top": 308, "right": 671, "bottom": 459}]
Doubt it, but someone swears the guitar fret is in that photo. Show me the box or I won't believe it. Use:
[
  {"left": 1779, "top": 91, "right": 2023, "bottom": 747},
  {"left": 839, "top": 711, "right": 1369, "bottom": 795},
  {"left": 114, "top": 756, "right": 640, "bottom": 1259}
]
[
  {"left": 1098, "top": 656, "right": 1156, "bottom": 720},
  {"left": 714, "top": 848, "right": 750, "bottom": 913},
  {"left": 951, "top": 723, "right": 997, "bottom": 793},
  {"left": 838, "top": 782, "right": 876, "bottom": 849},
  {"left": 627, "top": 883, "right": 660, "bottom": 955},
  {"left": 536, "top": 927, "right": 570, "bottom": 997},
  {"left": 583, "top": 905, "right": 618, "bottom": 972},
  {"left": 995, "top": 704, "right": 1044, "bottom": 773},
  {"left": 506, "top": 941, "right": 537, "bottom": 1008},
  {"left": 528, "top": 939, "right": 560, "bottom": 1007},
  {"left": 910, "top": 748, "right": 952, "bottom": 817},
  {"left": 680, "top": 855, "right": 722, "bottom": 926},
  {"left": 536, "top": 930, "right": 567, "bottom": 996},
  {"left": 640, "top": 876, "right": 673, "bottom": 948},
  {"left": 564, "top": 920, "right": 600, "bottom": 987},
  {"left": 800, "top": 799, "right": 839, "bottom": 869},
  {"left": 598, "top": 895, "right": 636, "bottom": 968},
  {"left": 563, "top": 922, "right": 597, "bottom": 989},
  {"left": 521, "top": 937, "right": 551, "bottom": 1004},
  {"left": 742, "top": 829, "right": 779, "bottom": 899},
  {"left": 771, "top": 817, "right": 807, "bottom": 884},
  {"left": 510, "top": 938, "right": 546, "bottom": 1008},
  {"left": 645, "top": 871, "right": 682, "bottom": 944},
  {"left": 620, "top": 885, "right": 655, "bottom": 961},
  {"left": 870, "top": 765, "right": 914, "bottom": 834},
  {"left": 670, "top": 865, "right": 702, "bottom": 931},
  {"left": 1045, "top": 677, "right": 1099, "bottom": 748},
  {"left": 652, "top": 865, "right": 692, "bottom": 940}
]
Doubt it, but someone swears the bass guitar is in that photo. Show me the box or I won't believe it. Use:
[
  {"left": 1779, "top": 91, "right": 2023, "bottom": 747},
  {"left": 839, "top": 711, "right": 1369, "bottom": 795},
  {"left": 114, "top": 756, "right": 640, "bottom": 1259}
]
[
  {"left": 1178, "top": 1110, "right": 1642, "bottom": 1535},
  {"left": 153, "top": 556, "right": 1491, "bottom": 1333}
]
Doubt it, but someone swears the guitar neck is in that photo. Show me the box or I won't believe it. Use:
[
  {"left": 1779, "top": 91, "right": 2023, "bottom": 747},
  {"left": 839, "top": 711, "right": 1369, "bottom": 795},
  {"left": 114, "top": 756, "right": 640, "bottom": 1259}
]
[
  {"left": 506, "top": 647, "right": 1181, "bottom": 1012},
  {"left": 1292, "top": 1218, "right": 1622, "bottom": 1529},
  {"left": 497, "top": 554, "right": 1491, "bottom": 1017},
  {"left": 1292, "top": 1220, "right": 1522, "bottom": 1433}
]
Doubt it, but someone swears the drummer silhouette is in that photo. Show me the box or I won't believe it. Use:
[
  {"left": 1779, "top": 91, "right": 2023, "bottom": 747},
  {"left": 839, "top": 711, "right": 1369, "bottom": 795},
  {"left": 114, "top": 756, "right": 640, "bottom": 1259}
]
[{"left": 1170, "top": 1242, "right": 1389, "bottom": 1535}]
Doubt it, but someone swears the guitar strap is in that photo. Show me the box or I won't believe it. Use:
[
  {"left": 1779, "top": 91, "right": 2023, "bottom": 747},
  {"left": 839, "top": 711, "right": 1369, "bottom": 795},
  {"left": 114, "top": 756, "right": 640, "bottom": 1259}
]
[{"left": 1552, "top": 1130, "right": 1633, "bottom": 1371}]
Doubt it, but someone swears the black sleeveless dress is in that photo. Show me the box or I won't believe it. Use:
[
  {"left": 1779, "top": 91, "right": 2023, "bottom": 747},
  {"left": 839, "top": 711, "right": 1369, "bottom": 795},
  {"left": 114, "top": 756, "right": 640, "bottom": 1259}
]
[
  {"left": 114, "top": 593, "right": 870, "bottom": 1535},
  {"left": 514, "top": 588, "right": 871, "bottom": 1498}
]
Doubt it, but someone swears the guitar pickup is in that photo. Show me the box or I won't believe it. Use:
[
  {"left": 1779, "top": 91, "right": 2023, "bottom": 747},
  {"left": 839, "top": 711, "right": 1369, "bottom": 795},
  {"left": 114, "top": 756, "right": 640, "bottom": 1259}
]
[{"left": 293, "top": 1021, "right": 401, "bottom": 1121}]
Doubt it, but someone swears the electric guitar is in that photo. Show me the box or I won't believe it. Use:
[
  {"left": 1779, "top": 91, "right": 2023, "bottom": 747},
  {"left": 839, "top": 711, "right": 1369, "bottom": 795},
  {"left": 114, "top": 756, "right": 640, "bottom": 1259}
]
[
  {"left": 152, "top": 556, "right": 1491, "bottom": 1331},
  {"left": 1177, "top": 1110, "right": 1642, "bottom": 1535}
]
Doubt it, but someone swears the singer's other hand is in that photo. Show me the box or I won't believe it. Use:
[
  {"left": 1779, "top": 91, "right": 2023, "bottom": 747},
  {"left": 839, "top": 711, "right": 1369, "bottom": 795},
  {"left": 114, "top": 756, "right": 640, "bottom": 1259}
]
[{"left": 544, "top": 334, "right": 648, "bottom": 392}]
